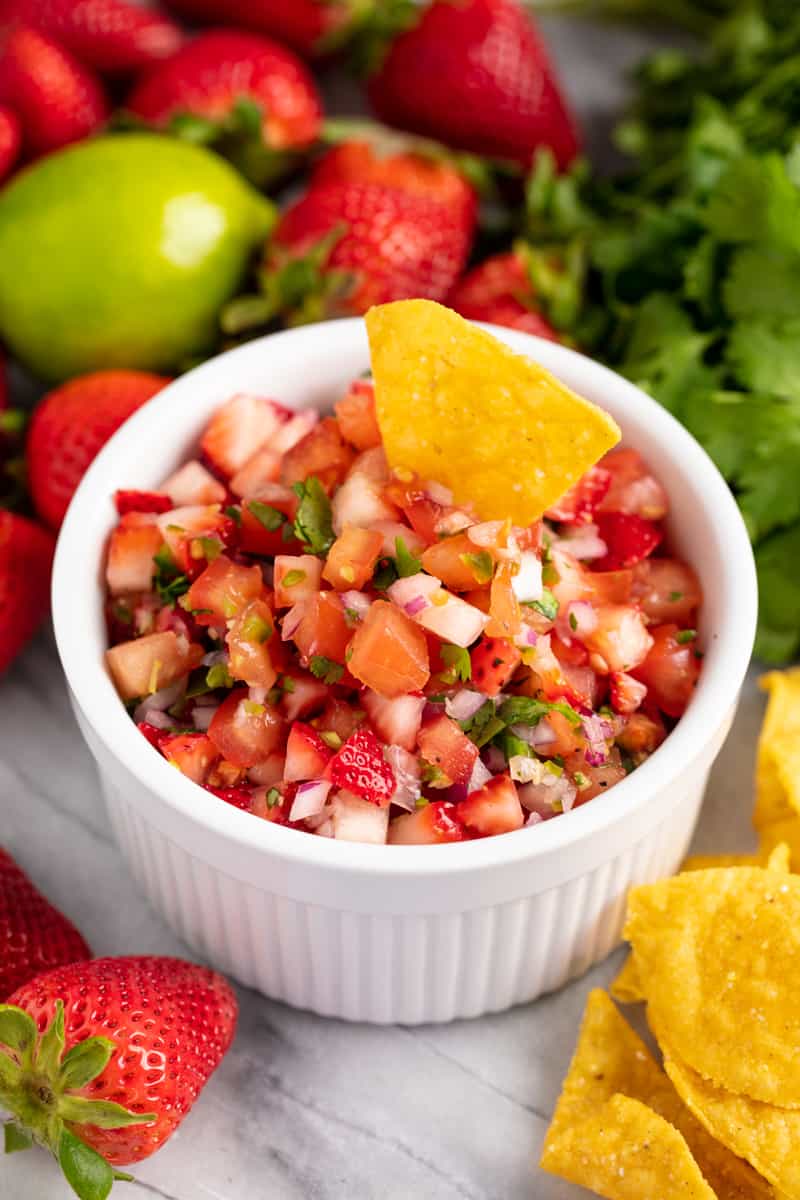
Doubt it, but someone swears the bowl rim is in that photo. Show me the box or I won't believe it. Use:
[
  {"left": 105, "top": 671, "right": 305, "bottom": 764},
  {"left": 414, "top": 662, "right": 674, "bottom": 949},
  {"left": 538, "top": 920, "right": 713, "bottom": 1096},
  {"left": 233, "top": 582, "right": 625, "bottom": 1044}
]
[{"left": 52, "top": 318, "right": 758, "bottom": 879}]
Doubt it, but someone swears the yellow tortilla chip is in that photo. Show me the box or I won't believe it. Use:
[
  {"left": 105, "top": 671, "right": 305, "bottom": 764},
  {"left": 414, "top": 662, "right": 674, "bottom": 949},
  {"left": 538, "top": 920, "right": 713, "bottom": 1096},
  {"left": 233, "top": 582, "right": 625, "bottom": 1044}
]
[
  {"left": 760, "top": 821, "right": 800, "bottom": 871},
  {"left": 625, "top": 868, "right": 800, "bottom": 1108},
  {"left": 542, "top": 1092, "right": 716, "bottom": 1200},
  {"left": 366, "top": 299, "right": 620, "bottom": 526},
  {"left": 542, "top": 989, "right": 774, "bottom": 1199},
  {"left": 610, "top": 954, "right": 645, "bottom": 1004},
  {"left": 681, "top": 844, "right": 790, "bottom": 873},
  {"left": 754, "top": 669, "right": 800, "bottom": 830}
]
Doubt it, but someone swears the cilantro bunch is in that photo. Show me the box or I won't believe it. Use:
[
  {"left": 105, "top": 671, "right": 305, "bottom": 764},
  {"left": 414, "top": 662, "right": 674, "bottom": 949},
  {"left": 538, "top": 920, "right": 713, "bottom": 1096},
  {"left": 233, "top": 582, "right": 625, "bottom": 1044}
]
[{"left": 521, "top": 1, "right": 800, "bottom": 660}]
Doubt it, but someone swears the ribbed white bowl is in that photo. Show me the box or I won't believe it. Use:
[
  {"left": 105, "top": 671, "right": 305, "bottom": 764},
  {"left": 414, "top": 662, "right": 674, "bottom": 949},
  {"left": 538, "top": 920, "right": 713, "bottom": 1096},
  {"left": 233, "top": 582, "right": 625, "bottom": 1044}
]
[{"left": 54, "top": 319, "right": 756, "bottom": 1024}]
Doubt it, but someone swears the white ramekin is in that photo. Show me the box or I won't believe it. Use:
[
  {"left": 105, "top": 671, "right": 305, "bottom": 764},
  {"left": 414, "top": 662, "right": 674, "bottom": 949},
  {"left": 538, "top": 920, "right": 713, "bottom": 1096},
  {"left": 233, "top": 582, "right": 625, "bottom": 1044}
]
[{"left": 53, "top": 319, "right": 757, "bottom": 1024}]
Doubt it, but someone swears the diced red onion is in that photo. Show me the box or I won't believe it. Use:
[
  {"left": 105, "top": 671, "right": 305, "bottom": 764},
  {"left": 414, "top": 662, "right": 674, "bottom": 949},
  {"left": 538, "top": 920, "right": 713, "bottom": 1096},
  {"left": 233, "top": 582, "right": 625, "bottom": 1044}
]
[
  {"left": 511, "top": 551, "right": 543, "bottom": 602},
  {"left": 370, "top": 520, "right": 425, "bottom": 555},
  {"left": 444, "top": 689, "right": 486, "bottom": 722},
  {"left": 525, "top": 811, "right": 544, "bottom": 827},
  {"left": 140, "top": 677, "right": 186, "bottom": 713},
  {"left": 581, "top": 713, "right": 614, "bottom": 767},
  {"left": 305, "top": 806, "right": 334, "bottom": 831},
  {"left": 554, "top": 524, "right": 608, "bottom": 561},
  {"left": 434, "top": 509, "right": 473, "bottom": 536},
  {"left": 290, "top": 779, "right": 331, "bottom": 821},
  {"left": 405, "top": 595, "right": 429, "bottom": 616},
  {"left": 530, "top": 718, "right": 558, "bottom": 749},
  {"left": 467, "top": 757, "right": 493, "bottom": 793},
  {"left": 192, "top": 704, "right": 218, "bottom": 731},
  {"left": 518, "top": 771, "right": 576, "bottom": 816},
  {"left": 513, "top": 625, "right": 539, "bottom": 649},
  {"left": 564, "top": 601, "right": 598, "bottom": 640},
  {"left": 424, "top": 480, "right": 453, "bottom": 506},
  {"left": 384, "top": 745, "right": 421, "bottom": 811},
  {"left": 134, "top": 706, "right": 173, "bottom": 730},
  {"left": 387, "top": 572, "right": 441, "bottom": 609},
  {"left": 467, "top": 520, "right": 505, "bottom": 548},
  {"left": 281, "top": 600, "right": 306, "bottom": 641},
  {"left": 483, "top": 745, "right": 506, "bottom": 774},
  {"left": 202, "top": 650, "right": 228, "bottom": 668},
  {"left": 341, "top": 590, "right": 372, "bottom": 618}
]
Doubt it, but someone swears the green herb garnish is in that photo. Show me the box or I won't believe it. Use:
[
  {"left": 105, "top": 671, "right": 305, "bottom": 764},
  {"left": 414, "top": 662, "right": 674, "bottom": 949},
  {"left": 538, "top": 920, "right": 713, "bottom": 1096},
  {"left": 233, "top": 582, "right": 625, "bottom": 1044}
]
[
  {"left": 248, "top": 499, "right": 284, "bottom": 533},
  {"left": 394, "top": 536, "right": 422, "bottom": 578},
  {"left": 292, "top": 477, "right": 334, "bottom": 555},
  {"left": 440, "top": 643, "right": 472, "bottom": 684},
  {"left": 523, "top": 588, "right": 559, "bottom": 622},
  {"left": 309, "top": 655, "right": 344, "bottom": 684}
]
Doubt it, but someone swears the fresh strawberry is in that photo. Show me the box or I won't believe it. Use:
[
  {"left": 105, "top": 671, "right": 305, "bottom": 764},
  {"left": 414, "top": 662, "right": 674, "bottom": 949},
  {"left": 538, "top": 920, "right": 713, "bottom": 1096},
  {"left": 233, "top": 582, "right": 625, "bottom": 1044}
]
[
  {"left": 455, "top": 773, "right": 524, "bottom": 836},
  {"left": 417, "top": 714, "right": 478, "bottom": 786},
  {"left": 0, "top": 847, "right": 90, "bottom": 1001},
  {"left": 388, "top": 800, "right": 466, "bottom": 845},
  {"left": 200, "top": 392, "right": 288, "bottom": 478},
  {"left": 127, "top": 30, "right": 322, "bottom": 185},
  {"left": 161, "top": 0, "right": 356, "bottom": 57},
  {"left": 27, "top": 370, "right": 170, "bottom": 530},
  {"left": 206, "top": 784, "right": 256, "bottom": 810},
  {"left": 368, "top": 0, "right": 579, "bottom": 170},
  {"left": 0, "top": 24, "right": 108, "bottom": 157},
  {"left": 2, "top": 0, "right": 183, "bottom": 74},
  {"left": 327, "top": 727, "right": 395, "bottom": 806},
  {"left": 284, "top": 721, "right": 332, "bottom": 780},
  {"left": 608, "top": 670, "right": 648, "bottom": 716},
  {"left": 0, "top": 956, "right": 237, "bottom": 1190},
  {"left": 361, "top": 690, "right": 425, "bottom": 752},
  {"left": 447, "top": 251, "right": 560, "bottom": 341},
  {"left": 594, "top": 513, "right": 663, "bottom": 571},
  {"left": 546, "top": 465, "right": 612, "bottom": 525},
  {"left": 160, "top": 732, "right": 220, "bottom": 784},
  {"left": 0, "top": 103, "right": 21, "bottom": 180},
  {"left": 224, "top": 178, "right": 474, "bottom": 330},
  {"left": 114, "top": 489, "right": 172, "bottom": 516},
  {"left": 469, "top": 635, "right": 521, "bottom": 696},
  {"left": 0, "top": 512, "right": 55, "bottom": 674}
]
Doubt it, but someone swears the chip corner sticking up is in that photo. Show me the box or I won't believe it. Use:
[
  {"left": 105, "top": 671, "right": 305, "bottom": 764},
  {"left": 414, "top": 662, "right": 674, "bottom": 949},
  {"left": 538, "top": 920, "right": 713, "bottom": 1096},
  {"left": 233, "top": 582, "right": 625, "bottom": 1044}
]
[{"left": 365, "top": 299, "right": 621, "bottom": 526}]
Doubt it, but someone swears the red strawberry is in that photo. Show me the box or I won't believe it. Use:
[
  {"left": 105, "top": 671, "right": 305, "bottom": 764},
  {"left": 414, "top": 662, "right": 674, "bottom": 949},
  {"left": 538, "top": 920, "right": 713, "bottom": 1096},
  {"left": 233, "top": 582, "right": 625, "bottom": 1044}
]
[
  {"left": 127, "top": 30, "right": 322, "bottom": 185},
  {"left": 224, "top": 178, "right": 474, "bottom": 331},
  {"left": 546, "top": 465, "right": 612, "bottom": 525},
  {"left": 1, "top": 0, "right": 183, "bottom": 74},
  {"left": 27, "top": 369, "right": 171, "bottom": 530},
  {"left": 0, "top": 511, "right": 55, "bottom": 674},
  {"left": 0, "top": 24, "right": 108, "bottom": 157},
  {"left": 368, "top": 0, "right": 579, "bottom": 170},
  {"left": 447, "top": 251, "right": 560, "bottom": 342},
  {"left": 0, "top": 102, "right": 21, "bottom": 179},
  {"left": 207, "top": 784, "right": 257, "bottom": 811},
  {"left": 327, "top": 727, "right": 395, "bottom": 806},
  {"left": 1, "top": 956, "right": 237, "bottom": 1191},
  {"left": 469, "top": 636, "right": 522, "bottom": 696},
  {"left": 114, "top": 488, "right": 172, "bottom": 516},
  {"left": 162, "top": 0, "right": 355, "bottom": 57},
  {"left": 0, "top": 847, "right": 90, "bottom": 1000},
  {"left": 594, "top": 513, "right": 663, "bottom": 571},
  {"left": 284, "top": 721, "right": 332, "bottom": 781}
]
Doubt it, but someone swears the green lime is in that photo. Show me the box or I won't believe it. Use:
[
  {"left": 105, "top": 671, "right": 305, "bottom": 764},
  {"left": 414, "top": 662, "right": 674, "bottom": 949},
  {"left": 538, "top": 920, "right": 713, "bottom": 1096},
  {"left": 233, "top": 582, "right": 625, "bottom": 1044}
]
[{"left": 0, "top": 134, "right": 274, "bottom": 381}]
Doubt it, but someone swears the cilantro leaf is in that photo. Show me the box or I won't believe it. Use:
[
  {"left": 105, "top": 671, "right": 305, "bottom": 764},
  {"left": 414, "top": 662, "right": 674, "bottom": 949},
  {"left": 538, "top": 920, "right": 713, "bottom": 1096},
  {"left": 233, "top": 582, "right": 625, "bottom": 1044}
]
[
  {"left": 291, "top": 478, "right": 334, "bottom": 555},
  {"left": 755, "top": 523, "right": 800, "bottom": 662},
  {"left": 440, "top": 644, "right": 471, "bottom": 683},
  {"left": 152, "top": 546, "right": 189, "bottom": 607},
  {"left": 460, "top": 700, "right": 505, "bottom": 748},
  {"left": 498, "top": 696, "right": 581, "bottom": 728},
  {"left": 372, "top": 556, "right": 398, "bottom": 591},
  {"left": 309, "top": 655, "right": 344, "bottom": 685},
  {"left": 248, "top": 500, "right": 284, "bottom": 532},
  {"left": 523, "top": 588, "right": 559, "bottom": 622}
]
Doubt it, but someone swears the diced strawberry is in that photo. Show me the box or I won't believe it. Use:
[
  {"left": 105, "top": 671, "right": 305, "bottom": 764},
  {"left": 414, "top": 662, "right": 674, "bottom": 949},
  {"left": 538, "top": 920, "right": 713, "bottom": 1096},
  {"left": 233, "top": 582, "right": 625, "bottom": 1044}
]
[
  {"left": 327, "top": 728, "right": 395, "bottom": 806},
  {"left": 421, "top": 530, "right": 493, "bottom": 592},
  {"left": 105, "top": 631, "right": 203, "bottom": 701},
  {"left": 278, "top": 671, "right": 329, "bottom": 722},
  {"left": 292, "top": 590, "right": 351, "bottom": 664},
  {"left": 208, "top": 689, "right": 286, "bottom": 767},
  {"left": 334, "top": 381, "right": 380, "bottom": 451},
  {"left": 239, "top": 485, "right": 300, "bottom": 556},
  {"left": 455, "top": 775, "right": 524, "bottom": 837},
  {"left": 155, "top": 505, "right": 236, "bottom": 577},
  {"left": 137, "top": 720, "right": 169, "bottom": 750},
  {"left": 226, "top": 598, "right": 277, "bottom": 689},
  {"left": 388, "top": 801, "right": 466, "bottom": 845},
  {"left": 284, "top": 721, "right": 333, "bottom": 781},
  {"left": 616, "top": 710, "right": 666, "bottom": 755},
  {"left": 280, "top": 417, "right": 354, "bottom": 492},
  {"left": 206, "top": 785, "right": 256, "bottom": 812},
  {"left": 230, "top": 446, "right": 282, "bottom": 498},
  {"left": 609, "top": 671, "right": 648, "bottom": 715},
  {"left": 584, "top": 605, "right": 654, "bottom": 674},
  {"left": 105, "top": 519, "right": 163, "bottom": 595},
  {"left": 331, "top": 465, "right": 397, "bottom": 533},
  {"left": 469, "top": 636, "right": 521, "bottom": 696},
  {"left": 200, "top": 393, "right": 287, "bottom": 476},
  {"left": 330, "top": 789, "right": 389, "bottom": 843},
  {"left": 594, "top": 513, "right": 662, "bottom": 571},
  {"left": 160, "top": 460, "right": 227, "bottom": 506},
  {"left": 271, "top": 410, "right": 318, "bottom": 455},
  {"left": 631, "top": 623, "right": 701, "bottom": 718},
  {"left": 184, "top": 555, "right": 264, "bottom": 626},
  {"left": 417, "top": 714, "right": 478, "bottom": 786},
  {"left": 348, "top": 600, "right": 430, "bottom": 697},
  {"left": 630, "top": 558, "right": 702, "bottom": 625},
  {"left": 566, "top": 747, "right": 628, "bottom": 804},
  {"left": 160, "top": 733, "right": 219, "bottom": 785},
  {"left": 274, "top": 554, "right": 322, "bottom": 607},
  {"left": 598, "top": 448, "right": 668, "bottom": 520},
  {"left": 114, "top": 489, "right": 172, "bottom": 516},
  {"left": 546, "top": 466, "right": 611, "bottom": 525},
  {"left": 323, "top": 526, "right": 383, "bottom": 590},
  {"left": 362, "top": 690, "right": 425, "bottom": 752},
  {"left": 316, "top": 697, "right": 365, "bottom": 742},
  {"left": 558, "top": 660, "right": 601, "bottom": 710}
]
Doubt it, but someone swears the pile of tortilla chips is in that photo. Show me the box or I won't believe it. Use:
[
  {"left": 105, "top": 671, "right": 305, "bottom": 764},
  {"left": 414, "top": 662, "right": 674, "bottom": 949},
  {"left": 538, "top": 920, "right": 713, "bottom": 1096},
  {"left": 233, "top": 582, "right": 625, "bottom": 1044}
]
[{"left": 541, "top": 667, "right": 800, "bottom": 1200}]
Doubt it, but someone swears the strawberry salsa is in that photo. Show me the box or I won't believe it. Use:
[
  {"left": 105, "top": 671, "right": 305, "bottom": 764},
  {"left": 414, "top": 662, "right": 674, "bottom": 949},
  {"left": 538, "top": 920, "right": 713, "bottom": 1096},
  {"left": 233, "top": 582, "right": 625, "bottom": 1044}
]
[{"left": 104, "top": 381, "right": 702, "bottom": 845}]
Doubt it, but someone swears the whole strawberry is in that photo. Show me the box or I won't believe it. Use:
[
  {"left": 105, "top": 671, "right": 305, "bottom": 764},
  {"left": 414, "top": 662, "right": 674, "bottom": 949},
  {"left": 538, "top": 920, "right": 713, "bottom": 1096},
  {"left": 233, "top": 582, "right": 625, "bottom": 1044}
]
[
  {"left": 0, "top": 847, "right": 90, "bottom": 1000},
  {"left": 162, "top": 0, "right": 356, "bottom": 57},
  {"left": 368, "top": 0, "right": 579, "bottom": 170},
  {"left": 447, "top": 251, "right": 559, "bottom": 341},
  {"left": 0, "top": 24, "right": 108, "bottom": 157},
  {"left": 27, "top": 369, "right": 171, "bottom": 530},
  {"left": 0, "top": 511, "right": 55, "bottom": 674},
  {"left": 0, "top": 103, "right": 21, "bottom": 181},
  {"left": 1, "top": 957, "right": 237, "bottom": 1193},
  {"left": 127, "top": 30, "right": 322, "bottom": 186},
  {"left": 0, "top": 0, "right": 184, "bottom": 74}
]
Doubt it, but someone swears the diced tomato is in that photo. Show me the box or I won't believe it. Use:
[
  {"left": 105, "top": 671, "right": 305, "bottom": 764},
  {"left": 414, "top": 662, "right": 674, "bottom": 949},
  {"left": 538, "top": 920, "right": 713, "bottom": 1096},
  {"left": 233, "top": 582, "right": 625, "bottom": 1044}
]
[
  {"left": 327, "top": 728, "right": 395, "bottom": 806},
  {"left": 609, "top": 671, "right": 648, "bottom": 715},
  {"left": 362, "top": 690, "right": 425, "bottom": 752},
  {"left": 200, "top": 393, "right": 287, "bottom": 477},
  {"left": 226, "top": 598, "right": 277, "bottom": 689},
  {"left": 485, "top": 562, "right": 522, "bottom": 639},
  {"left": 274, "top": 554, "right": 323, "bottom": 607},
  {"left": 106, "top": 519, "right": 163, "bottom": 595},
  {"left": 280, "top": 417, "right": 355, "bottom": 493},
  {"left": 417, "top": 714, "right": 478, "bottom": 786},
  {"left": 155, "top": 505, "right": 237, "bottom": 577},
  {"left": 631, "top": 623, "right": 701, "bottom": 718},
  {"left": 239, "top": 485, "right": 300, "bottom": 556},
  {"left": 271, "top": 410, "right": 319, "bottom": 455},
  {"left": 161, "top": 460, "right": 227, "bottom": 506},
  {"left": 546, "top": 466, "right": 611, "bottom": 525},
  {"left": 208, "top": 689, "right": 286, "bottom": 767},
  {"left": 598, "top": 448, "right": 668, "bottom": 520},
  {"left": 247, "top": 752, "right": 286, "bottom": 787},
  {"left": 323, "top": 526, "right": 383, "bottom": 590},
  {"left": 105, "top": 631, "right": 203, "bottom": 701},
  {"left": 316, "top": 697, "right": 364, "bottom": 742},
  {"left": 334, "top": 381, "right": 381, "bottom": 451},
  {"left": 455, "top": 775, "right": 524, "bottom": 837},
  {"left": 542, "top": 710, "right": 585, "bottom": 757},
  {"left": 347, "top": 600, "right": 430, "bottom": 697},
  {"left": 587, "top": 569, "right": 634, "bottom": 606},
  {"left": 388, "top": 801, "right": 466, "bottom": 845},
  {"left": 559, "top": 661, "right": 601, "bottom": 710},
  {"left": 230, "top": 446, "right": 282, "bottom": 498},
  {"left": 469, "top": 637, "right": 521, "bottom": 696},
  {"left": 292, "top": 590, "right": 352, "bottom": 664},
  {"left": 567, "top": 747, "right": 627, "bottom": 803},
  {"left": 551, "top": 632, "right": 589, "bottom": 667},
  {"left": 594, "top": 513, "right": 662, "bottom": 571},
  {"left": 584, "top": 605, "right": 654, "bottom": 674},
  {"left": 616, "top": 710, "right": 666, "bottom": 755},
  {"left": 160, "top": 733, "right": 219, "bottom": 785},
  {"left": 630, "top": 558, "right": 702, "bottom": 624},
  {"left": 421, "top": 531, "right": 493, "bottom": 592},
  {"left": 114, "top": 489, "right": 172, "bottom": 516},
  {"left": 278, "top": 671, "right": 329, "bottom": 722},
  {"left": 184, "top": 555, "right": 264, "bottom": 627},
  {"left": 284, "top": 722, "right": 333, "bottom": 781}
]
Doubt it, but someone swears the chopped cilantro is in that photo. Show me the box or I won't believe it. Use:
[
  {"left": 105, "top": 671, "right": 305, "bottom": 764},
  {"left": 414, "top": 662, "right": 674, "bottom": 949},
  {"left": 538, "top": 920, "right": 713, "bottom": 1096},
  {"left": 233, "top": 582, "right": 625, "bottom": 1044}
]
[
  {"left": 112, "top": 601, "right": 132, "bottom": 624},
  {"left": 206, "top": 662, "right": 233, "bottom": 689},
  {"left": 569, "top": 610, "right": 578, "bottom": 632},
  {"left": 668, "top": 590, "right": 683, "bottom": 602},
  {"left": 309, "top": 655, "right": 344, "bottom": 684},
  {"left": 459, "top": 550, "right": 494, "bottom": 584},
  {"left": 192, "top": 535, "right": 222, "bottom": 562},
  {"left": 372, "top": 556, "right": 398, "bottom": 590},
  {"left": 248, "top": 499, "right": 284, "bottom": 532},
  {"left": 281, "top": 522, "right": 296, "bottom": 543},
  {"left": 152, "top": 546, "right": 189, "bottom": 607},
  {"left": 281, "top": 569, "right": 306, "bottom": 588},
  {"left": 676, "top": 628, "right": 697, "bottom": 644},
  {"left": 420, "top": 759, "right": 449, "bottom": 788},
  {"left": 292, "top": 477, "right": 334, "bottom": 555},
  {"left": 344, "top": 606, "right": 361, "bottom": 625},
  {"left": 498, "top": 695, "right": 581, "bottom": 728},
  {"left": 621, "top": 753, "right": 637, "bottom": 775},
  {"left": 460, "top": 700, "right": 505, "bottom": 748},
  {"left": 224, "top": 505, "right": 242, "bottom": 526},
  {"left": 266, "top": 787, "right": 282, "bottom": 809},
  {"left": 426, "top": 693, "right": 447, "bottom": 704},
  {"left": 440, "top": 643, "right": 472, "bottom": 684},
  {"left": 394, "top": 536, "right": 422, "bottom": 578},
  {"left": 523, "top": 588, "right": 559, "bottom": 622}
]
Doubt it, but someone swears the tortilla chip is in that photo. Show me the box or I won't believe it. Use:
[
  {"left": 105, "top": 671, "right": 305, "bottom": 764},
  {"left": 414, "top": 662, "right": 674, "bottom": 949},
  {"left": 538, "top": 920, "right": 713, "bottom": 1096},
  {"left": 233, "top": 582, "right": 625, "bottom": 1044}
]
[
  {"left": 760, "top": 821, "right": 800, "bottom": 871},
  {"left": 542, "top": 989, "right": 774, "bottom": 1199},
  {"left": 366, "top": 299, "right": 620, "bottom": 526},
  {"left": 754, "top": 670, "right": 800, "bottom": 830},
  {"left": 681, "top": 844, "right": 790, "bottom": 873},
  {"left": 625, "top": 868, "right": 800, "bottom": 1107},
  {"left": 610, "top": 954, "right": 645, "bottom": 1004}
]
